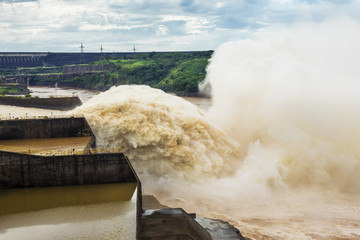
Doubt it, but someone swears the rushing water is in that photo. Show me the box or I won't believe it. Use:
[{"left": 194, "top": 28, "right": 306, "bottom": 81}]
[
  {"left": 71, "top": 19, "right": 360, "bottom": 239},
  {"left": 71, "top": 85, "right": 360, "bottom": 240},
  {"left": 3, "top": 19, "right": 360, "bottom": 239},
  {"left": 2, "top": 83, "right": 360, "bottom": 239}
]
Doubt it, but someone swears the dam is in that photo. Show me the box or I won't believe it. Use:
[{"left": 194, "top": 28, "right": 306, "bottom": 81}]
[
  {"left": 0, "top": 116, "right": 247, "bottom": 239},
  {"left": 0, "top": 52, "right": 133, "bottom": 68},
  {"left": 0, "top": 51, "right": 202, "bottom": 68},
  {"left": 0, "top": 96, "right": 83, "bottom": 110}
]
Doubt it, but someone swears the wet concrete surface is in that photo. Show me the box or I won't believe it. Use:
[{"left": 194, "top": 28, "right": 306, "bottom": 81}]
[{"left": 141, "top": 195, "right": 247, "bottom": 240}]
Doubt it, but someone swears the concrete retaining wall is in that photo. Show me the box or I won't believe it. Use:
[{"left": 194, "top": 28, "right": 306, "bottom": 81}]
[
  {"left": 0, "top": 54, "right": 45, "bottom": 68},
  {"left": 0, "top": 51, "right": 203, "bottom": 68},
  {"left": 140, "top": 208, "right": 213, "bottom": 240},
  {"left": 0, "top": 52, "right": 137, "bottom": 68},
  {"left": 0, "top": 152, "right": 137, "bottom": 188},
  {"left": 0, "top": 117, "right": 93, "bottom": 140},
  {"left": 0, "top": 96, "right": 82, "bottom": 110}
]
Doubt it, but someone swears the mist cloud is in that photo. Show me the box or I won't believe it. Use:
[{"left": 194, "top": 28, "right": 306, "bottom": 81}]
[{"left": 203, "top": 17, "right": 360, "bottom": 193}]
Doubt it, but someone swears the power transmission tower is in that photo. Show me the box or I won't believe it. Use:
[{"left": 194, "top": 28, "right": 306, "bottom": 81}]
[
  {"left": 133, "top": 45, "right": 136, "bottom": 53},
  {"left": 80, "top": 42, "right": 84, "bottom": 53},
  {"left": 100, "top": 45, "right": 106, "bottom": 60},
  {"left": 80, "top": 43, "right": 85, "bottom": 63}
]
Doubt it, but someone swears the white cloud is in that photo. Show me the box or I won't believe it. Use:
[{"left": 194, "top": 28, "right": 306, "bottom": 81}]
[
  {"left": 0, "top": 0, "right": 359, "bottom": 51},
  {"left": 215, "top": 2, "right": 224, "bottom": 8},
  {"left": 156, "top": 25, "right": 169, "bottom": 36}
]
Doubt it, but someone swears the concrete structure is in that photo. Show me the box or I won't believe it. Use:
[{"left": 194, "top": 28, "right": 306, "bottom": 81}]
[
  {"left": 196, "top": 218, "right": 248, "bottom": 240},
  {"left": 0, "top": 116, "right": 142, "bottom": 236},
  {"left": 0, "top": 152, "right": 136, "bottom": 188},
  {"left": 0, "top": 52, "right": 137, "bottom": 68},
  {"left": 3, "top": 75, "right": 30, "bottom": 86},
  {"left": 0, "top": 51, "right": 207, "bottom": 68},
  {"left": 141, "top": 195, "right": 248, "bottom": 240},
  {"left": 0, "top": 117, "right": 248, "bottom": 240},
  {"left": 141, "top": 208, "right": 213, "bottom": 240},
  {"left": 4, "top": 72, "right": 104, "bottom": 88},
  {"left": 0, "top": 117, "right": 93, "bottom": 141},
  {"left": 0, "top": 53, "right": 46, "bottom": 68},
  {"left": 0, "top": 96, "right": 82, "bottom": 110}
]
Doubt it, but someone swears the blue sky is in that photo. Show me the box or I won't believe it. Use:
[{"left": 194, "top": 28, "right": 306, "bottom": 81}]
[{"left": 0, "top": 0, "right": 359, "bottom": 52}]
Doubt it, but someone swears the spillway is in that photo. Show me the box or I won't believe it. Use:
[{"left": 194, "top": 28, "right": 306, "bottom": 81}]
[{"left": 0, "top": 113, "right": 245, "bottom": 240}]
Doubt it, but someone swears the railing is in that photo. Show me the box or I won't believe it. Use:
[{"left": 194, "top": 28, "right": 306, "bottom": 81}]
[{"left": 0, "top": 146, "right": 121, "bottom": 156}]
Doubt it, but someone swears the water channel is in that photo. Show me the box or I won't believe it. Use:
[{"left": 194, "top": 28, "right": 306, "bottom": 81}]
[{"left": 2, "top": 86, "right": 359, "bottom": 240}]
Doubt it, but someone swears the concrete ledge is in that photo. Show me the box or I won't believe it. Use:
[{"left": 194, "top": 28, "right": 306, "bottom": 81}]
[
  {"left": 141, "top": 208, "right": 213, "bottom": 240},
  {"left": 0, "top": 115, "right": 247, "bottom": 240},
  {"left": 0, "top": 152, "right": 137, "bottom": 188},
  {"left": 196, "top": 218, "right": 249, "bottom": 240},
  {"left": 0, "top": 96, "right": 82, "bottom": 110},
  {"left": 0, "top": 117, "right": 93, "bottom": 140}
]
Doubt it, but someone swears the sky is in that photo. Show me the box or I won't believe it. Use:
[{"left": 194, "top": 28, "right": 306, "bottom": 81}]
[{"left": 0, "top": 0, "right": 359, "bottom": 52}]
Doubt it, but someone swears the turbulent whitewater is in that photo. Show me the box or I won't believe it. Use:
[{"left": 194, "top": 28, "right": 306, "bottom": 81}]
[
  {"left": 73, "top": 86, "right": 240, "bottom": 183},
  {"left": 3, "top": 18, "right": 360, "bottom": 239},
  {"left": 72, "top": 18, "right": 360, "bottom": 239}
]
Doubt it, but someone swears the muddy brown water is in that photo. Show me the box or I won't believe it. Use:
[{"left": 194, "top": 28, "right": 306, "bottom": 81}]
[
  {"left": 1, "top": 87, "right": 359, "bottom": 240},
  {"left": 0, "top": 137, "right": 92, "bottom": 153},
  {"left": 0, "top": 183, "right": 137, "bottom": 216},
  {"left": 0, "top": 88, "right": 137, "bottom": 240}
]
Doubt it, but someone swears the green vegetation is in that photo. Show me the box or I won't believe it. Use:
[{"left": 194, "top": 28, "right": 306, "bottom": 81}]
[
  {"left": 30, "top": 51, "right": 213, "bottom": 95},
  {"left": 0, "top": 68, "right": 15, "bottom": 75},
  {"left": 154, "top": 58, "right": 208, "bottom": 93},
  {"left": 0, "top": 95, "right": 39, "bottom": 99},
  {"left": 0, "top": 83, "right": 30, "bottom": 95},
  {"left": 17, "top": 67, "right": 62, "bottom": 75}
]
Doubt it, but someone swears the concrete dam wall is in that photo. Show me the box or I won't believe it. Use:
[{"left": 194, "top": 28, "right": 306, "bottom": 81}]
[
  {"left": 0, "top": 96, "right": 82, "bottom": 110},
  {"left": 0, "top": 52, "right": 138, "bottom": 68},
  {"left": 0, "top": 117, "right": 93, "bottom": 140},
  {"left": 0, "top": 116, "right": 143, "bottom": 238},
  {"left": 0, "top": 51, "right": 200, "bottom": 68},
  {"left": 0, "top": 116, "right": 246, "bottom": 239},
  {"left": 0, "top": 53, "right": 46, "bottom": 68},
  {"left": 0, "top": 152, "right": 137, "bottom": 188}
]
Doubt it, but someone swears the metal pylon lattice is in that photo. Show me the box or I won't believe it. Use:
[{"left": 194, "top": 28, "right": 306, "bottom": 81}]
[
  {"left": 79, "top": 42, "right": 85, "bottom": 63},
  {"left": 80, "top": 42, "right": 84, "bottom": 53}
]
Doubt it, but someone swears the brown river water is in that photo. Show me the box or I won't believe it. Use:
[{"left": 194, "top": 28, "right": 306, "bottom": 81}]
[
  {"left": 0, "top": 137, "right": 92, "bottom": 153},
  {"left": 0, "top": 86, "right": 360, "bottom": 240}
]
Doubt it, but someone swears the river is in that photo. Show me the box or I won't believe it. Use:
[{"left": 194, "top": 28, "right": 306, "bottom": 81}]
[{"left": 1, "top": 86, "right": 360, "bottom": 240}]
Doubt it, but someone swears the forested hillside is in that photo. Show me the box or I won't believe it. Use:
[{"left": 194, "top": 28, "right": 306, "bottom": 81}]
[{"left": 31, "top": 51, "right": 213, "bottom": 95}]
